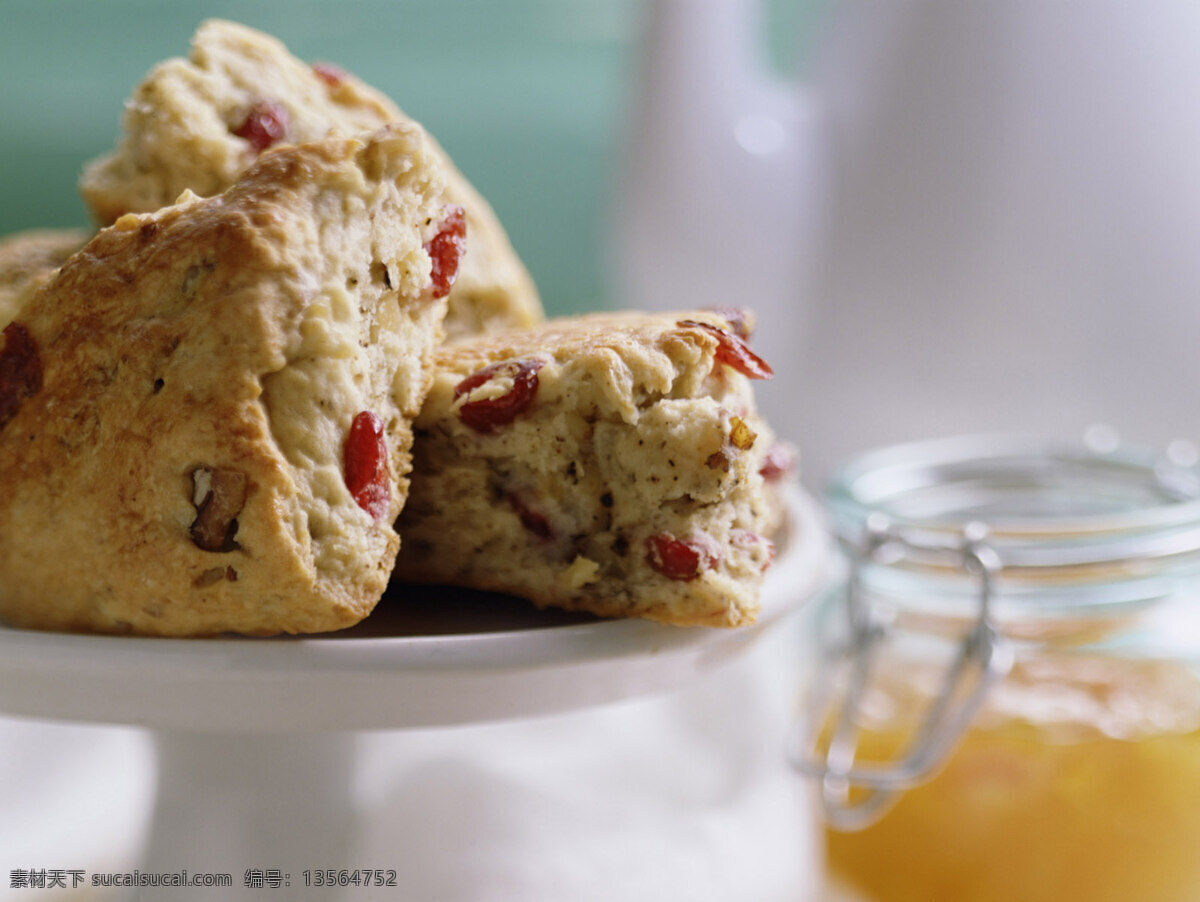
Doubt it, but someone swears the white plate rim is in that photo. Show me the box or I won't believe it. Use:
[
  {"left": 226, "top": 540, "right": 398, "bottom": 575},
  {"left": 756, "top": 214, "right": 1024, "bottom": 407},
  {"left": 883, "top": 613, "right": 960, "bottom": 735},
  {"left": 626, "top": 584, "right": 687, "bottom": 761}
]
[{"left": 0, "top": 485, "right": 832, "bottom": 731}]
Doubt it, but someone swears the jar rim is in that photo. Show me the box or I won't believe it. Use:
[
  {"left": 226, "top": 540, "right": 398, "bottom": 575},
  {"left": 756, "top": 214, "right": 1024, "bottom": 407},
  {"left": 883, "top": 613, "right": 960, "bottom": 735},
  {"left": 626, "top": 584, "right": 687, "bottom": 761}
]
[
  {"left": 826, "top": 433, "right": 1200, "bottom": 571},
  {"left": 795, "top": 433, "right": 1200, "bottom": 825}
]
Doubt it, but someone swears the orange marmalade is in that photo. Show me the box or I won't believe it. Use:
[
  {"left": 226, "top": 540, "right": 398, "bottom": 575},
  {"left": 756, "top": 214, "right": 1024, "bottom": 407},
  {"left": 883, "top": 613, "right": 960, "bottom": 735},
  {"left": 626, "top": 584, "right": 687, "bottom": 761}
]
[
  {"left": 799, "top": 434, "right": 1200, "bottom": 902},
  {"left": 824, "top": 653, "right": 1200, "bottom": 902}
]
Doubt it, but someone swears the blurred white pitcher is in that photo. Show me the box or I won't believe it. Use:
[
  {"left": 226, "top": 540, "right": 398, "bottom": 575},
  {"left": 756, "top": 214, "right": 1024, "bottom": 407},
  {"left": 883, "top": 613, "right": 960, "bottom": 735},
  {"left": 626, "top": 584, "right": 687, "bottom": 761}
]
[
  {"left": 613, "top": 0, "right": 828, "bottom": 455},
  {"left": 615, "top": 0, "right": 1200, "bottom": 483}
]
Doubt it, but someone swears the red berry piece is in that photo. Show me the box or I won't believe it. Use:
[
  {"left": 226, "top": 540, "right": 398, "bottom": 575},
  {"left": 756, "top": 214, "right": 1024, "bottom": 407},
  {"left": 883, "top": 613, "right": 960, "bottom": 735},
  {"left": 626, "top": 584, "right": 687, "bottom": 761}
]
[
  {"left": 312, "top": 62, "right": 347, "bottom": 87},
  {"left": 732, "top": 529, "right": 776, "bottom": 571},
  {"left": 508, "top": 493, "right": 554, "bottom": 541},
  {"left": 454, "top": 358, "right": 545, "bottom": 433},
  {"left": 425, "top": 205, "right": 467, "bottom": 299},
  {"left": 707, "top": 306, "right": 754, "bottom": 340},
  {"left": 677, "top": 320, "right": 774, "bottom": 380},
  {"left": 344, "top": 411, "right": 390, "bottom": 520},
  {"left": 232, "top": 100, "right": 289, "bottom": 153},
  {"left": 759, "top": 443, "right": 796, "bottom": 482},
  {"left": 644, "top": 532, "right": 720, "bottom": 582},
  {"left": 0, "top": 322, "right": 42, "bottom": 431}
]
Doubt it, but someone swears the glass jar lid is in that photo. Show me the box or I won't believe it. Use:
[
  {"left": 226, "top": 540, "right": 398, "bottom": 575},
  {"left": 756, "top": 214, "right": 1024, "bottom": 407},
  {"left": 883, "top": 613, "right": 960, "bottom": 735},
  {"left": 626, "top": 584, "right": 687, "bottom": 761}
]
[
  {"left": 829, "top": 431, "right": 1200, "bottom": 565},
  {"left": 790, "top": 431, "right": 1200, "bottom": 830},
  {"left": 826, "top": 432, "right": 1200, "bottom": 625}
]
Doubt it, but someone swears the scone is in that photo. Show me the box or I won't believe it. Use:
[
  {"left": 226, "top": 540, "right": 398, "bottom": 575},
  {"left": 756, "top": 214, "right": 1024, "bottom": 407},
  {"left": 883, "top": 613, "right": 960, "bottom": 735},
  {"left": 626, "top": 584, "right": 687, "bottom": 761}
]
[
  {"left": 0, "top": 123, "right": 455, "bottom": 636},
  {"left": 79, "top": 18, "right": 542, "bottom": 341},
  {"left": 392, "top": 311, "right": 787, "bottom": 628},
  {"left": 0, "top": 228, "right": 92, "bottom": 329}
]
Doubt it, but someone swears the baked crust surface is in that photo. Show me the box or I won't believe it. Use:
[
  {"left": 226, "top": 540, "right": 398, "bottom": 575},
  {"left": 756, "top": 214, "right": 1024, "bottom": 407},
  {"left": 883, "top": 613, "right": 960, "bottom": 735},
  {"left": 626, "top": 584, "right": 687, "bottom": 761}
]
[
  {"left": 0, "top": 228, "right": 92, "bottom": 329},
  {"left": 0, "top": 125, "right": 449, "bottom": 636},
  {"left": 79, "top": 18, "right": 542, "bottom": 340}
]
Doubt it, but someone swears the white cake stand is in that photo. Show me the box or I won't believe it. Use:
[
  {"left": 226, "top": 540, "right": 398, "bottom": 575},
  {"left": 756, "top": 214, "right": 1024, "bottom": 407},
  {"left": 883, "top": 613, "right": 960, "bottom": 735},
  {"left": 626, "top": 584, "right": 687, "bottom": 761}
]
[{"left": 0, "top": 487, "right": 832, "bottom": 899}]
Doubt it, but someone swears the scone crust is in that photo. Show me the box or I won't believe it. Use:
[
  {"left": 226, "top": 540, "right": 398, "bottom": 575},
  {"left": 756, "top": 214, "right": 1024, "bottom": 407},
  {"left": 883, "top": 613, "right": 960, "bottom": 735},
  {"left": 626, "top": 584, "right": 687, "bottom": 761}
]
[
  {"left": 0, "top": 228, "right": 92, "bottom": 329},
  {"left": 79, "top": 18, "right": 542, "bottom": 339},
  {"left": 394, "top": 310, "right": 781, "bottom": 627},
  {"left": 0, "top": 125, "right": 448, "bottom": 636}
]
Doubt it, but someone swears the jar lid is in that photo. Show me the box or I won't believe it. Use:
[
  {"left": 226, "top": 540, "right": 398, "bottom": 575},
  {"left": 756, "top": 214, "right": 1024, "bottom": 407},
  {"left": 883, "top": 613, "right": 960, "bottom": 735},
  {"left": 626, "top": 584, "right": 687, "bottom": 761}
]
[
  {"left": 826, "top": 432, "right": 1200, "bottom": 574},
  {"left": 791, "top": 431, "right": 1200, "bottom": 831}
]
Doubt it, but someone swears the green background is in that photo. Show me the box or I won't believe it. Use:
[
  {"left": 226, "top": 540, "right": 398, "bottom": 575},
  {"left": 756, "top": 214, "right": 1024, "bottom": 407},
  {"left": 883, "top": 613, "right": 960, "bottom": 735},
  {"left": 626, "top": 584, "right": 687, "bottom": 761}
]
[{"left": 0, "top": 0, "right": 816, "bottom": 315}]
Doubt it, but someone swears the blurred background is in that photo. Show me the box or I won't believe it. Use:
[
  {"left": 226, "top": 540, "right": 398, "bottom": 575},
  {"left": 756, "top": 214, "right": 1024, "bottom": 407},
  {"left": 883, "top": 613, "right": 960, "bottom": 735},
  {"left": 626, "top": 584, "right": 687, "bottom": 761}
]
[{"left": 0, "top": 0, "right": 821, "bottom": 319}]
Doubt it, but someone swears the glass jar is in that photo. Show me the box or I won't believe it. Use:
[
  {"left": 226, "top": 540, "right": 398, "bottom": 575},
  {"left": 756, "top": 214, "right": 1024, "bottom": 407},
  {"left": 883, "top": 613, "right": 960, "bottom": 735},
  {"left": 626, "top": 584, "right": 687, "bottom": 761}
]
[{"left": 790, "top": 433, "right": 1200, "bottom": 902}]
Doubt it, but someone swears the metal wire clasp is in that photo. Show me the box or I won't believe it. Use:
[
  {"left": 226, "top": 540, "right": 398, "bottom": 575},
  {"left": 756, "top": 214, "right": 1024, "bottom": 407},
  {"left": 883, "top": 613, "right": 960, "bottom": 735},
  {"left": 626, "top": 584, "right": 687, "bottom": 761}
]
[{"left": 788, "top": 515, "right": 1015, "bottom": 832}]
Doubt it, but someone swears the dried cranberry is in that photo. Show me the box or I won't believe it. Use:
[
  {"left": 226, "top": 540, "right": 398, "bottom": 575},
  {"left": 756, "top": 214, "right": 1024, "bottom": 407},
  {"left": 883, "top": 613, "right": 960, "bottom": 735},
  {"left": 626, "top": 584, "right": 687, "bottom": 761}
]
[
  {"left": 425, "top": 205, "right": 467, "bottom": 299},
  {"left": 732, "top": 529, "right": 776, "bottom": 572},
  {"left": 312, "top": 62, "right": 347, "bottom": 87},
  {"left": 0, "top": 322, "right": 42, "bottom": 431},
  {"left": 232, "top": 100, "right": 289, "bottom": 153},
  {"left": 707, "top": 307, "right": 754, "bottom": 340},
  {"left": 677, "top": 320, "right": 774, "bottom": 380},
  {"left": 508, "top": 493, "right": 554, "bottom": 541},
  {"left": 344, "top": 411, "right": 390, "bottom": 520},
  {"left": 454, "top": 358, "right": 544, "bottom": 433},
  {"left": 644, "top": 532, "right": 719, "bottom": 582},
  {"left": 759, "top": 443, "right": 796, "bottom": 482}
]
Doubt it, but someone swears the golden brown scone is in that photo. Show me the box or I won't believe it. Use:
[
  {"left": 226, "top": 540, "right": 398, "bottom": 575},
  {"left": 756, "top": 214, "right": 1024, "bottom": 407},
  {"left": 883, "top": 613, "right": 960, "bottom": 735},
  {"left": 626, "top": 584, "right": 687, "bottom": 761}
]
[
  {"left": 0, "top": 123, "right": 454, "bottom": 636},
  {"left": 0, "top": 228, "right": 92, "bottom": 329},
  {"left": 79, "top": 18, "right": 542, "bottom": 340},
  {"left": 393, "top": 310, "right": 792, "bottom": 628}
]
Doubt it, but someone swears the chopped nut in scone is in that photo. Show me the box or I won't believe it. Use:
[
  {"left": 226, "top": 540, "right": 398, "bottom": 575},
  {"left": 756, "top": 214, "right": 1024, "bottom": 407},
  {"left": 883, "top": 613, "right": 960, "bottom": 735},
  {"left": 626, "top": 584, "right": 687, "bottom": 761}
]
[
  {"left": 392, "top": 310, "right": 787, "bottom": 628},
  {"left": 189, "top": 467, "right": 248, "bottom": 552}
]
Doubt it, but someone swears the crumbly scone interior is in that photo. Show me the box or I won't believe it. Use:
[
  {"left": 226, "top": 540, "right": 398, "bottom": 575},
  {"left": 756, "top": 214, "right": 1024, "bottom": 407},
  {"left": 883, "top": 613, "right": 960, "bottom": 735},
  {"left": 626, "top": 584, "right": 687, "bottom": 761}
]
[
  {"left": 256, "top": 128, "right": 449, "bottom": 582},
  {"left": 395, "top": 313, "right": 780, "bottom": 626}
]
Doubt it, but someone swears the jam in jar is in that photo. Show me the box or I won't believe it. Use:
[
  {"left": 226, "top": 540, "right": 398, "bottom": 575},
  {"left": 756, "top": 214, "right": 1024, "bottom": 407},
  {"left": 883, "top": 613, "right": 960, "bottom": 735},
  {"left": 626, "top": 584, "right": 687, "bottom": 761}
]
[{"left": 792, "top": 433, "right": 1200, "bottom": 902}]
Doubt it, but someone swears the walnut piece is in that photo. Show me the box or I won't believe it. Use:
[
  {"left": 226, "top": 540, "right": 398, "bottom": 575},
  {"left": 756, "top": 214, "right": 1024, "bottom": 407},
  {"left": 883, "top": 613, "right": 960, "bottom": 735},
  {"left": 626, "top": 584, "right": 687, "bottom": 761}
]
[
  {"left": 730, "top": 416, "right": 757, "bottom": 450},
  {"left": 189, "top": 467, "right": 247, "bottom": 552}
]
